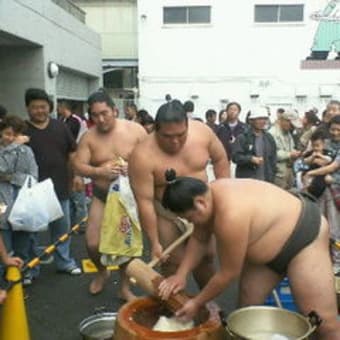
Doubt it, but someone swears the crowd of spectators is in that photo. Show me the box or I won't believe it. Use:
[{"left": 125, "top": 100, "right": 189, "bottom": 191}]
[{"left": 0, "top": 89, "right": 339, "bottom": 305}]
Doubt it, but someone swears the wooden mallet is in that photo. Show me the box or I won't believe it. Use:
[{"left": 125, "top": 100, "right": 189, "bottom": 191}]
[{"left": 126, "top": 221, "right": 193, "bottom": 313}]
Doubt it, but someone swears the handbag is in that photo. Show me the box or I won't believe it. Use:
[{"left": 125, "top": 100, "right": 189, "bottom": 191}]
[
  {"left": 99, "top": 175, "right": 142, "bottom": 266},
  {"left": 329, "top": 184, "right": 340, "bottom": 211},
  {"left": 8, "top": 176, "right": 64, "bottom": 232}
]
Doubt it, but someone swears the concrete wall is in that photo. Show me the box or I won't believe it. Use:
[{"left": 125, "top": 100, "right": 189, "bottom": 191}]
[
  {"left": 76, "top": 0, "right": 138, "bottom": 59},
  {"left": 0, "top": 47, "right": 44, "bottom": 116},
  {"left": 0, "top": 0, "right": 102, "bottom": 115},
  {"left": 138, "top": 0, "right": 340, "bottom": 119}
]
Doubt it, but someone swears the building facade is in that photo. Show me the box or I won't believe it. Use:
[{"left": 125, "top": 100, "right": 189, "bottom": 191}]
[
  {"left": 138, "top": 0, "right": 340, "bottom": 119},
  {"left": 0, "top": 0, "right": 102, "bottom": 116},
  {"left": 74, "top": 0, "right": 138, "bottom": 114}
]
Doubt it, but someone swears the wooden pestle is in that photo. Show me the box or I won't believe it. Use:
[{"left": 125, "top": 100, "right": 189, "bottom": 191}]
[
  {"left": 125, "top": 258, "right": 191, "bottom": 313},
  {"left": 126, "top": 220, "right": 194, "bottom": 313}
]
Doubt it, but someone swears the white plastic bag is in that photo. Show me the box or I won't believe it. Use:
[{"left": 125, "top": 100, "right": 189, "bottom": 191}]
[{"left": 8, "top": 176, "right": 64, "bottom": 232}]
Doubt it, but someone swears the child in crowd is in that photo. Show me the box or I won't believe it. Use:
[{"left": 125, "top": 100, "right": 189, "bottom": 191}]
[
  {"left": 298, "top": 129, "right": 337, "bottom": 198},
  {"left": 305, "top": 115, "right": 340, "bottom": 274},
  {"left": 0, "top": 116, "right": 38, "bottom": 285}
]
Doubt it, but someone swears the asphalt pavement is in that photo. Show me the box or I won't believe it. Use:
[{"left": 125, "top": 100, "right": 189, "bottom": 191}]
[{"left": 24, "top": 230, "right": 238, "bottom": 340}]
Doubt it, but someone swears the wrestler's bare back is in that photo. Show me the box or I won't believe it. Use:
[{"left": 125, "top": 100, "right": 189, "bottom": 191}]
[
  {"left": 209, "top": 179, "right": 327, "bottom": 265},
  {"left": 78, "top": 119, "right": 145, "bottom": 190}
]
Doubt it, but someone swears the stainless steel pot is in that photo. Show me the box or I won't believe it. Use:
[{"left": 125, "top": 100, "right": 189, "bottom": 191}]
[
  {"left": 79, "top": 312, "right": 117, "bottom": 340},
  {"left": 225, "top": 306, "right": 321, "bottom": 340}
]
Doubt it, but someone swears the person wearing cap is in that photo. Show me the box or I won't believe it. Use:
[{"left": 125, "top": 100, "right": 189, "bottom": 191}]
[
  {"left": 269, "top": 109, "right": 302, "bottom": 190},
  {"left": 232, "top": 107, "right": 276, "bottom": 182}
]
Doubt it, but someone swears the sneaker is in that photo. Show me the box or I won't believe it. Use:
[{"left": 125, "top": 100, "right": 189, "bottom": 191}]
[
  {"left": 69, "top": 267, "right": 82, "bottom": 275},
  {"left": 61, "top": 267, "right": 82, "bottom": 275},
  {"left": 23, "top": 277, "right": 32, "bottom": 286}
]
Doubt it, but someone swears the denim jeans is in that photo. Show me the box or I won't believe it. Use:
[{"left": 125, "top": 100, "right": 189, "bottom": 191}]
[
  {"left": 70, "top": 191, "right": 87, "bottom": 227},
  {"left": 32, "top": 199, "right": 77, "bottom": 272}
]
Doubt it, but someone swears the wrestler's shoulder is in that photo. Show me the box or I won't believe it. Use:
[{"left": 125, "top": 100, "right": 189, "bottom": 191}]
[
  {"left": 130, "top": 133, "right": 157, "bottom": 159},
  {"left": 188, "top": 120, "right": 214, "bottom": 139},
  {"left": 79, "top": 125, "right": 96, "bottom": 142},
  {"left": 117, "top": 119, "right": 147, "bottom": 142},
  {"left": 119, "top": 118, "right": 137, "bottom": 127}
]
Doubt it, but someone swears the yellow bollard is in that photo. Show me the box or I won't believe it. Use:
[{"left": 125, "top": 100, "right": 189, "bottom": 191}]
[{"left": 0, "top": 267, "right": 30, "bottom": 340}]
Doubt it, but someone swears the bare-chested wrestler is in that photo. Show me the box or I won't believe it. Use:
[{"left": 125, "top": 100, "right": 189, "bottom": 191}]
[
  {"left": 159, "top": 171, "right": 340, "bottom": 339},
  {"left": 128, "top": 100, "right": 229, "bottom": 288},
  {"left": 73, "top": 91, "right": 146, "bottom": 299}
]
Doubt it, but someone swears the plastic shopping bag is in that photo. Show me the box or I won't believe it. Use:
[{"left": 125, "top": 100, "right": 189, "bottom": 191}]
[
  {"left": 99, "top": 175, "right": 142, "bottom": 266},
  {"left": 8, "top": 176, "right": 64, "bottom": 232}
]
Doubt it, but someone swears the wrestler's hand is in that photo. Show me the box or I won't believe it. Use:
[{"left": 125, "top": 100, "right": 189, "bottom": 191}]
[
  {"left": 175, "top": 299, "right": 200, "bottom": 322},
  {"left": 3, "top": 255, "right": 23, "bottom": 268},
  {"left": 120, "top": 163, "right": 128, "bottom": 176},
  {"left": 0, "top": 290, "right": 7, "bottom": 304},
  {"left": 151, "top": 243, "right": 169, "bottom": 263},
  {"left": 72, "top": 176, "right": 85, "bottom": 192},
  {"left": 98, "top": 162, "right": 121, "bottom": 180},
  {"left": 158, "top": 274, "right": 186, "bottom": 300}
]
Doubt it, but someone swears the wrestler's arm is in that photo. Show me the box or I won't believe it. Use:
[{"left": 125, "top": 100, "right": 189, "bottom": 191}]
[
  {"left": 134, "top": 122, "right": 148, "bottom": 142},
  {"left": 176, "top": 214, "right": 249, "bottom": 319},
  {"left": 208, "top": 128, "right": 230, "bottom": 178},
  {"left": 177, "top": 228, "right": 210, "bottom": 276},
  {"left": 158, "top": 229, "right": 210, "bottom": 299},
  {"left": 72, "top": 134, "right": 117, "bottom": 179},
  {"left": 128, "top": 148, "right": 160, "bottom": 257},
  {"left": 72, "top": 134, "right": 96, "bottom": 177}
]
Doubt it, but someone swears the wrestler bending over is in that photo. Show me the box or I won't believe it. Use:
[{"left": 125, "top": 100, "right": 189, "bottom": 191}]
[{"left": 159, "top": 170, "right": 340, "bottom": 339}]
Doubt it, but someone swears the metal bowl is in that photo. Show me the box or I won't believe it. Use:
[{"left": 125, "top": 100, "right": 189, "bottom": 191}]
[
  {"left": 79, "top": 312, "right": 117, "bottom": 340},
  {"left": 226, "top": 306, "right": 318, "bottom": 340}
]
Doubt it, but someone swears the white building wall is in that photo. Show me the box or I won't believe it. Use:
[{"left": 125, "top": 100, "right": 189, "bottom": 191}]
[{"left": 138, "top": 0, "right": 340, "bottom": 119}]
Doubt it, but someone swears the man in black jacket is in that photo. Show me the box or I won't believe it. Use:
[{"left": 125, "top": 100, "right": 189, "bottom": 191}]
[
  {"left": 232, "top": 107, "right": 277, "bottom": 182},
  {"left": 216, "top": 102, "right": 247, "bottom": 159}
]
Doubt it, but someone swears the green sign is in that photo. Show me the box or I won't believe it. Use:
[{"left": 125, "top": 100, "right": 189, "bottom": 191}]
[{"left": 307, "top": 0, "right": 340, "bottom": 60}]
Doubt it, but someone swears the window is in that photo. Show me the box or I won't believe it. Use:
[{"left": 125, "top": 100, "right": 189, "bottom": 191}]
[
  {"left": 163, "top": 6, "right": 211, "bottom": 24},
  {"left": 255, "top": 4, "right": 304, "bottom": 23}
]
